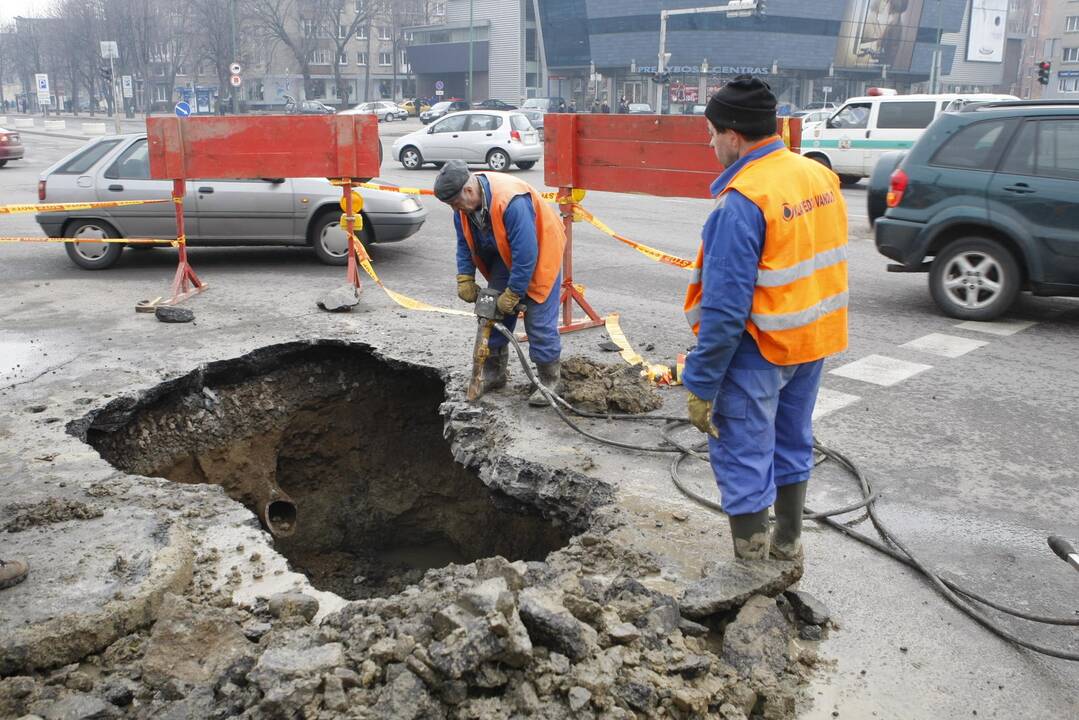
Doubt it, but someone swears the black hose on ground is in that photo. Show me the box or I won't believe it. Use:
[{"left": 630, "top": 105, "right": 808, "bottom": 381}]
[{"left": 492, "top": 324, "right": 1079, "bottom": 660}]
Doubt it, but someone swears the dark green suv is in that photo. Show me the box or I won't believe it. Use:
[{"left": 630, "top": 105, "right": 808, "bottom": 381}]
[{"left": 872, "top": 101, "right": 1079, "bottom": 320}]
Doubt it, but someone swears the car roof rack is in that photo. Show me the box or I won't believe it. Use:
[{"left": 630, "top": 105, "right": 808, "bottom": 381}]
[{"left": 965, "top": 99, "right": 1079, "bottom": 112}]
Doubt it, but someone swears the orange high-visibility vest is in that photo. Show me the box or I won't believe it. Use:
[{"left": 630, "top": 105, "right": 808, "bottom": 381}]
[
  {"left": 685, "top": 142, "right": 848, "bottom": 365},
  {"left": 459, "top": 173, "right": 566, "bottom": 303}
]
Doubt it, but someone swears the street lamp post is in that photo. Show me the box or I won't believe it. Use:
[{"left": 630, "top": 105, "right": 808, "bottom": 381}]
[{"left": 468, "top": 0, "right": 474, "bottom": 103}]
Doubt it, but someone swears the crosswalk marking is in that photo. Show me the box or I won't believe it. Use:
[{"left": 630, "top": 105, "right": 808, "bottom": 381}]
[
  {"left": 901, "top": 333, "right": 988, "bottom": 359},
  {"left": 812, "top": 388, "right": 861, "bottom": 420},
  {"left": 955, "top": 319, "right": 1037, "bottom": 337},
  {"left": 829, "top": 354, "right": 932, "bottom": 387}
]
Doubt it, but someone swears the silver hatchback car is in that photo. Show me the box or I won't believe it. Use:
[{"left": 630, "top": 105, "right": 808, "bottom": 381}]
[{"left": 36, "top": 134, "right": 427, "bottom": 270}]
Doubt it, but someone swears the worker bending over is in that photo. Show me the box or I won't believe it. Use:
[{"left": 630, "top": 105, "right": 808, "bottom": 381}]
[
  {"left": 682, "top": 76, "right": 849, "bottom": 563},
  {"left": 434, "top": 160, "right": 567, "bottom": 405}
]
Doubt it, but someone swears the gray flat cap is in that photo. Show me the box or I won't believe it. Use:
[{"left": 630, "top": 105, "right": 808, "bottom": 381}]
[{"left": 433, "top": 159, "right": 471, "bottom": 202}]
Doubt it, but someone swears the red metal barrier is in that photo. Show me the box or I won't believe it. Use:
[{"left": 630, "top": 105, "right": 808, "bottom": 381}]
[
  {"left": 542, "top": 114, "right": 803, "bottom": 333},
  {"left": 146, "top": 115, "right": 381, "bottom": 301}
]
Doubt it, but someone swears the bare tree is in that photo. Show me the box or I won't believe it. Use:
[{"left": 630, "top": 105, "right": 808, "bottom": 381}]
[
  {"left": 324, "top": 0, "right": 384, "bottom": 107},
  {"left": 250, "top": 0, "right": 329, "bottom": 101}
]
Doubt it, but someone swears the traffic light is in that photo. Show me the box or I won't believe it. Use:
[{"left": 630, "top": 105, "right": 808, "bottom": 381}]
[
  {"left": 653, "top": 71, "right": 670, "bottom": 84},
  {"left": 99, "top": 65, "right": 112, "bottom": 82},
  {"left": 1037, "top": 60, "right": 1051, "bottom": 86}
]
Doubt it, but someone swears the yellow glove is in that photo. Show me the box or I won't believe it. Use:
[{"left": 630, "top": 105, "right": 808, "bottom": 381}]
[
  {"left": 457, "top": 274, "right": 479, "bottom": 303},
  {"left": 687, "top": 392, "right": 718, "bottom": 438},
  {"left": 496, "top": 288, "right": 521, "bottom": 316}
]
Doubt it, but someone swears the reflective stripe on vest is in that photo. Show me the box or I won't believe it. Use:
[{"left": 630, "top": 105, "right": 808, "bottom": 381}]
[
  {"left": 750, "top": 290, "right": 848, "bottom": 331},
  {"left": 756, "top": 245, "right": 848, "bottom": 288}
]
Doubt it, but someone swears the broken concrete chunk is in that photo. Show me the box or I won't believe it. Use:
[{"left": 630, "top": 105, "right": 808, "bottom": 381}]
[
  {"left": 33, "top": 693, "right": 117, "bottom": 720},
  {"left": 474, "top": 556, "right": 527, "bottom": 591},
  {"left": 375, "top": 668, "right": 445, "bottom": 720},
  {"left": 678, "top": 617, "right": 710, "bottom": 637},
  {"left": 668, "top": 653, "right": 711, "bottom": 678},
  {"left": 251, "top": 640, "right": 346, "bottom": 687},
  {"left": 316, "top": 285, "right": 360, "bottom": 312},
  {"left": 567, "top": 685, "right": 592, "bottom": 711},
  {"left": 268, "top": 592, "right": 320, "bottom": 623},
  {"left": 607, "top": 622, "right": 641, "bottom": 645},
  {"left": 615, "top": 680, "right": 656, "bottom": 712},
  {"left": 784, "top": 589, "right": 831, "bottom": 626},
  {"left": 680, "top": 559, "right": 802, "bottom": 619},
  {"left": 155, "top": 305, "right": 194, "bottom": 323},
  {"left": 721, "top": 594, "right": 792, "bottom": 681},
  {"left": 460, "top": 577, "right": 515, "bottom": 618},
  {"left": 518, "top": 588, "right": 598, "bottom": 662},
  {"left": 427, "top": 622, "right": 503, "bottom": 679},
  {"left": 141, "top": 595, "right": 252, "bottom": 690},
  {"left": 322, "top": 673, "right": 348, "bottom": 712}
]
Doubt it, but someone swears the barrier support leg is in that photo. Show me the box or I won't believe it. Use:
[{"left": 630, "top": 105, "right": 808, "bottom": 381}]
[
  {"left": 165, "top": 178, "right": 206, "bottom": 305},
  {"left": 342, "top": 180, "right": 365, "bottom": 290},
  {"left": 557, "top": 186, "right": 604, "bottom": 334}
]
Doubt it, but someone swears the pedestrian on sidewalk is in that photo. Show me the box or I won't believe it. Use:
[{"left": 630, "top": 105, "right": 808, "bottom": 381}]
[
  {"left": 682, "top": 75, "right": 849, "bottom": 563},
  {"left": 434, "top": 160, "right": 568, "bottom": 405}
]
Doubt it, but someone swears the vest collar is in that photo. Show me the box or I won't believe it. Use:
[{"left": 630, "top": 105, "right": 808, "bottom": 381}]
[{"left": 709, "top": 136, "right": 786, "bottom": 198}]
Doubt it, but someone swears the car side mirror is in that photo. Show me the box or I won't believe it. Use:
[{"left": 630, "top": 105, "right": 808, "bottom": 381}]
[
  {"left": 427, "top": 126, "right": 435, "bottom": 134},
  {"left": 262, "top": 178, "right": 285, "bottom": 184}
]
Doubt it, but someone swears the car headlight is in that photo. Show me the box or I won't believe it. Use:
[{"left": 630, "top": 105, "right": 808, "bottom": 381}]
[{"left": 400, "top": 197, "right": 421, "bottom": 213}]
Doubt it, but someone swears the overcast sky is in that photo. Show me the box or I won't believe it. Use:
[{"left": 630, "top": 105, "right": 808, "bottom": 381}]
[{"left": 1, "top": 0, "right": 46, "bottom": 24}]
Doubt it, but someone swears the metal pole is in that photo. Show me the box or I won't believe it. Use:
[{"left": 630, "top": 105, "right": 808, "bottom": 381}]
[
  {"left": 230, "top": 0, "right": 239, "bottom": 114},
  {"left": 656, "top": 11, "right": 668, "bottom": 115},
  {"left": 468, "top": 0, "right": 474, "bottom": 103},
  {"left": 110, "top": 56, "right": 121, "bottom": 134},
  {"left": 932, "top": 0, "right": 943, "bottom": 94}
]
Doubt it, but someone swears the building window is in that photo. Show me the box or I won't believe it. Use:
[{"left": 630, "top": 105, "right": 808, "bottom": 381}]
[
  {"left": 378, "top": 26, "right": 391, "bottom": 40},
  {"left": 339, "top": 51, "right": 348, "bottom": 65},
  {"left": 153, "top": 85, "right": 169, "bottom": 103},
  {"left": 152, "top": 64, "right": 166, "bottom": 77},
  {"left": 1065, "top": 47, "right": 1079, "bottom": 63},
  {"left": 434, "top": 2, "right": 445, "bottom": 16},
  {"left": 358, "top": 26, "right": 367, "bottom": 40},
  {"left": 379, "top": 51, "right": 392, "bottom": 66},
  {"left": 355, "top": 0, "right": 365, "bottom": 12},
  {"left": 1069, "top": 17, "right": 1079, "bottom": 32},
  {"left": 309, "top": 49, "right": 332, "bottom": 65},
  {"left": 357, "top": 51, "right": 368, "bottom": 66},
  {"left": 339, "top": 23, "right": 348, "bottom": 39},
  {"left": 302, "top": 19, "right": 317, "bottom": 36},
  {"left": 1060, "top": 76, "right": 1079, "bottom": 92}
]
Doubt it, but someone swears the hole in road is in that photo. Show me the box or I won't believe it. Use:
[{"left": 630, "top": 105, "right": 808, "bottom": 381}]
[{"left": 80, "top": 342, "right": 571, "bottom": 600}]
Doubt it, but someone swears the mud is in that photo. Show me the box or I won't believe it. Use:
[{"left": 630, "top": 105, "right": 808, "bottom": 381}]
[
  {"left": 559, "top": 356, "right": 663, "bottom": 414},
  {"left": 82, "top": 343, "right": 574, "bottom": 601},
  {"left": 3, "top": 498, "right": 104, "bottom": 532}
]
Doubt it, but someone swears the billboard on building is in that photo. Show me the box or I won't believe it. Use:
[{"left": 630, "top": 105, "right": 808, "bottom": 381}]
[
  {"left": 834, "top": 0, "right": 926, "bottom": 72},
  {"left": 967, "top": 0, "right": 1008, "bottom": 63}
]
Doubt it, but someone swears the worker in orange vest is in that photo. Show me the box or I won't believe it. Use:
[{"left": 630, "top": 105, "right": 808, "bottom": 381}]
[
  {"left": 682, "top": 76, "right": 849, "bottom": 562},
  {"left": 434, "top": 160, "right": 567, "bottom": 405}
]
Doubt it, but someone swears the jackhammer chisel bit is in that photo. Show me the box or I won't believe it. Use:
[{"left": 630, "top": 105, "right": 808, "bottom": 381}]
[{"left": 1048, "top": 536, "right": 1079, "bottom": 574}]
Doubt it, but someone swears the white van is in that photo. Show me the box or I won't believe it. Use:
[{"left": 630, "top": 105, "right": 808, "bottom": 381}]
[{"left": 800, "top": 92, "right": 1017, "bottom": 185}]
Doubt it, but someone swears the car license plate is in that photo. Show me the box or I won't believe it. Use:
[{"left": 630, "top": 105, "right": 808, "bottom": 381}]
[{"left": 524, "top": 134, "right": 537, "bottom": 145}]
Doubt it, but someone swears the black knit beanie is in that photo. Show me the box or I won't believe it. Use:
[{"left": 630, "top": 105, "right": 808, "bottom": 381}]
[{"left": 705, "top": 74, "right": 777, "bottom": 137}]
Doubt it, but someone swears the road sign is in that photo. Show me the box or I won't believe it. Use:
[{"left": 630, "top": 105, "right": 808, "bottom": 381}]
[
  {"left": 229, "top": 62, "right": 242, "bottom": 75},
  {"left": 229, "top": 75, "right": 242, "bottom": 87},
  {"left": 35, "top": 74, "right": 50, "bottom": 105},
  {"left": 121, "top": 75, "right": 133, "bottom": 98},
  {"left": 822, "top": 85, "right": 832, "bottom": 93},
  {"left": 175, "top": 101, "right": 192, "bottom": 118},
  {"left": 100, "top": 41, "right": 118, "bottom": 59},
  {"left": 435, "top": 80, "right": 444, "bottom": 90},
  {"left": 435, "top": 90, "right": 444, "bottom": 96}
]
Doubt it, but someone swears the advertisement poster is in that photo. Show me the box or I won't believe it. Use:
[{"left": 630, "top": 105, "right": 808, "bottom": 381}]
[
  {"left": 834, "top": 0, "right": 925, "bottom": 71},
  {"left": 967, "top": 0, "right": 1008, "bottom": 63},
  {"left": 669, "top": 82, "right": 699, "bottom": 104}
]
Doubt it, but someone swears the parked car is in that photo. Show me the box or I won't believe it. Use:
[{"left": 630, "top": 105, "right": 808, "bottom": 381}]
[
  {"left": 801, "top": 92, "right": 1017, "bottom": 186},
  {"left": 521, "top": 97, "right": 567, "bottom": 113},
  {"left": 473, "top": 99, "right": 517, "bottom": 111},
  {"left": 420, "top": 99, "right": 469, "bottom": 124},
  {"left": 342, "top": 100, "right": 408, "bottom": 122},
  {"left": 872, "top": 100, "right": 1079, "bottom": 320},
  {"left": 627, "top": 103, "right": 653, "bottom": 114},
  {"left": 392, "top": 110, "right": 541, "bottom": 172},
  {"left": 35, "top": 134, "right": 426, "bottom": 270},
  {"left": 797, "top": 109, "right": 833, "bottom": 132},
  {"left": 686, "top": 105, "right": 707, "bottom": 116},
  {"left": 0, "top": 127, "right": 24, "bottom": 167},
  {"left": 801, "top": 102, "right": 837, "bottom": 112},
  {"left": 283, "top": 96, "right": 336, "bottom": 115},
  {"left": 518, "top": 109, "right": 544, "bottom": 139},
  {"left": 399, "top": 98, "right": 431, "bottom": 116}
]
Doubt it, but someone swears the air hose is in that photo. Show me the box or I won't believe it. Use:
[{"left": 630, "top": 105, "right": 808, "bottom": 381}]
[{"left": 492, "top": 324, "right": 1079, "bottom": 661}]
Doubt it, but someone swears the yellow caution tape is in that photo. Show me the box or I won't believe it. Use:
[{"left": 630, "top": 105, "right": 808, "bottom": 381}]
[
  {"left": 0, "top": 199, "right": 170, "bottom": 215},
  {"left": 357, "top": 182, "right": 435, "bottom": 196},
  {"left": 349, "top": 234, "right": 472, "bottom": 317},
  {"left": 570, "top": 205, "right": 694, "bottom": 270},
  {"left": 0, "top": 236, "right": 172, "bottom": 245},
  {"left": 604, "top": 313, "right": 645, "bottom": 367},
  {"left": 540, "top": 188, "right": 587, "bottom": 203}
]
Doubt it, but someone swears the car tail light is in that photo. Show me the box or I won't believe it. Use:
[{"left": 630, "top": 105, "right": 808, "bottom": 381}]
[
  {"left": 38, "top": 180, "right": 46, "bottom": 202},
  {"left": 510, "top": 129, "right": 521, "bottom": 142},
  {"left": 886, "top": 167, "right": 908, "bottom": 208}
]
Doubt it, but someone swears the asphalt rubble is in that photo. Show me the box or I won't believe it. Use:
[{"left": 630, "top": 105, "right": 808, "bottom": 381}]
[{"left": 0, "top": 342, "right": 834, "bottom": 720}]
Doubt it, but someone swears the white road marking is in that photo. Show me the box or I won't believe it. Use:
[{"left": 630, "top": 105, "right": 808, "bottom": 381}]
[
  {"left": 900, "top": 333, "right": 988, "bottom": 359},
  {"left": 955, "top": 319, "right": 1037, "bottom": 336},
  {"left": 829, "top": 354, "right": 932, "bottom": 386},
  {"left": 812, "top": 387, "right": 861, "bottom": 420}
]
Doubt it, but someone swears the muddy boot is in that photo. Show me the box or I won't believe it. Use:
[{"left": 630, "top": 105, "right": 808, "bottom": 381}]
[
  {"left": 528, "top": 361, "right": 562, "bottom": 407},
  {"left": 728, "top": 509, "right": 771, "bottom": 560},
  {"left": 481, "top": 346, "right": 509, "bottom": 393},
  {"left": 771, "top": 482, "right": 807, "bottom": 563},
  {"left": 0, "top": 558, "right": 29, "bottom": 589}
]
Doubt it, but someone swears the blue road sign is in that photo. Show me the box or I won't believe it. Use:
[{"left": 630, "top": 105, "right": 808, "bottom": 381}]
[
  {"left": 435, "top": 80, "right": 444, "bottom": 91},
  {"left": 174, "top": 101, "right": 191, "bottom": 118}
]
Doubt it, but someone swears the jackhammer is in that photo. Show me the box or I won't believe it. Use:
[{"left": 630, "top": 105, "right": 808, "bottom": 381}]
[{"left": 467, "top": 288, "right": 523, "bottom": 401}]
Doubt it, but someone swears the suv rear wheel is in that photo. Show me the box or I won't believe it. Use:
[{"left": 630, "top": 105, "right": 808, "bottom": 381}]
[
  {"left": 929, "top": 237, "right": 1021, "bottom": 321},
  {"left": 63, "top": 219, "right": 124, "bottom": 270}
]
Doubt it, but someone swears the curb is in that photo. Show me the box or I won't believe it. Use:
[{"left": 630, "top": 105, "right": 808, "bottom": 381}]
[{"left": 15, "top": 128, "right": 93, "bottom": 142}]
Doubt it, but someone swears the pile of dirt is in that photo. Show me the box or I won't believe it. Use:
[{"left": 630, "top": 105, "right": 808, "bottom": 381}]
[
  {"left": 560, "top": 357, "right": 663, "bottom": 415},
  {"left": 3, "top": 498, "right": 103, "bottom": 533}
]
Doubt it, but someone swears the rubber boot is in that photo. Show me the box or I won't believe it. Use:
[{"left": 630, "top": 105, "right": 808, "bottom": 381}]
[
  {"left": 481, "top": 346, "right": 509, "bottom": 394},
  {"left": 771, "top": 481, "right": 807, "bottom": 563},
  {"left": 0, "top": 558, "right": 29, "bottom": 589},
  {"left": 528, "top": 360, "right": 562, "bottom": 407},
  {"left": 728, "top": 509, "right": 771, "bottom": 561}
]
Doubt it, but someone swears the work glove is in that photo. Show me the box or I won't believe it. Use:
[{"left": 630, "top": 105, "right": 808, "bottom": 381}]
[
  {"left": 457, "top": 274, "right": 479, "bottom": 303},
  {"left": 496, "top": 288, "right": 522, "bottom": 317},
  {"left": 687, "top": 391, "right": 718, "bottom": 438}
]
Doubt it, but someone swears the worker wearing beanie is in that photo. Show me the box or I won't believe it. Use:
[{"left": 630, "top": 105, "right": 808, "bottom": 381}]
[
  {"left": 434, "top": 160, "right": 567, "bottom": 405},
  {"left": 682, "top": 75, "right": 849, "bottom": 562}
]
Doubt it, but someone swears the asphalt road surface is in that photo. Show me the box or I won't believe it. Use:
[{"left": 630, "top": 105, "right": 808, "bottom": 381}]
[{"left": 2, "top": 127, "right": 1078, "bottom": 719}]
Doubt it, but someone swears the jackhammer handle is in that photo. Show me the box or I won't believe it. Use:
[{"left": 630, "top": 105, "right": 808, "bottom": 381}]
[{"left": 1048, "top": 536, "right": 1077, "bottom": 563}]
